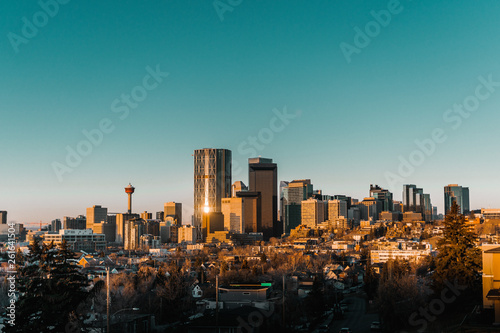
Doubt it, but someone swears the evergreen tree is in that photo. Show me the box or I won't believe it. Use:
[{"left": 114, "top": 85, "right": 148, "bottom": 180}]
[
  {"left": 5, "top": 240, "right": 91, "bottom": 333},
  {"left": 434, "top": 201, "right": 481, "bottom": 289}
]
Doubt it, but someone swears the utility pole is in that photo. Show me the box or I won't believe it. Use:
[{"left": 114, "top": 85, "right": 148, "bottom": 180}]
[
  {"left": 216, "top": 275, "right": 219, "bottom": 332},
  {"left": 106, "top": 267, "right": 110, "bottom": 333},
  {"left": 282, "top": 274, "right": 285, "bottom": 329}
]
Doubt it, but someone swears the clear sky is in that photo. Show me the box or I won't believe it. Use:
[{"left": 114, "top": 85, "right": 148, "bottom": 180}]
[{"left": 2, "top": 0, "right": 500, "bottom": 225}]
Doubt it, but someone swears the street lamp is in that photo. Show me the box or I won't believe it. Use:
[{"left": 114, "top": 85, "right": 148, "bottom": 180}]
[{"left": 107, "top": 307, "right": 139, "bottom": 332}]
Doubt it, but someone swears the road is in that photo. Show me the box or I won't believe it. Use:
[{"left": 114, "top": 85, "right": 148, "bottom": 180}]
[{"left": 329, "top": 296, "right": 379, "bottom": 333}]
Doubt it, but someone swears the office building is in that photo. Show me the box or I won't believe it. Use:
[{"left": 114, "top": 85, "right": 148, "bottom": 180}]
[
  {"left": 403, "top": 185, "right": 425, "bottom": 214},
  {"left": 301, "top": 198, "right": 324, "bottom": 228},
  {"left": 284, "top": 204, "right": 301, "bottom": 233},
  {"left": 248, "top": 157, "right": 277, "bottom": 239},
  {"left": 63, "top": 215, "right": 86, "bottom": 230},
  {"left": 164, "top": 202, "right": 182, "bottom": 225},
  {"left": 124, "top": 218, "right": 145, "bottom": 250},
  {"left": 221, "top": 197, "right": 244, "bottom": 233},
  {"left": 423, "top": 194, "right": 432, "bottom": 222},
  {"left": 0, "top": 211, "right": 7, "bottom": 224},
  {"left": 328, "top": 200, "right": 348, "bottom": 220},
  {"left": 370, "top": 185, "right": 393, "bottom": 211},
  {"left": 444, "top": 184, "right": 470, "bottom": 214},
  {"left": 359, "top": 197, "right": 383, "bottom": 220},
  {"left": 202, "top": 212, "right": 225, "bottom": 241},
  {"left": 43, "top": 229, "right": 106, "bottom": 252},
  {"left": 348, "top": 206, "right": 361, "bottom": 225},
  {"left": 235, "top": 191, "right": 261, "bottom": 233},
  {"left": 116, "top": 213, "right": 140, "bottom": 244},
  {"left": 156, "top": 211, "right": 164, "bottom": 221},
  {"left": 281, "top": 179, "right": 313, "bottom": 234},
  {"left": 51, "top": 219, "right": 61, "bottom": 232},
  {"left": 144, "top": 219, "right": 160, "bottom": 236},
  {"left": 393, "top": 201, "right": 403, "bottom": 212},
  {"left": 482, "top": 209, "right": 500, "bottom": 220},
  {"left": 92, "top": 222, "right": 116, "bottom": 242},
  {"left": 140, "top": 211, "right": 152, "bottom": 220},
  {"left": 86, "top": 205, "right": 108, "bottom": 229},
  {"left": 178, "top": 225, "right": 197, "bottom": 244},
  {"left": 231, "top": 181, "right": 248, "bottom": 197},
  {"left": 193, "top": 148, "right": 232, "bottom": 228}
]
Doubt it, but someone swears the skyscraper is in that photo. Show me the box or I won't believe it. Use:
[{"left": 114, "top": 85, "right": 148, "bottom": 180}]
[
  {"left": 402, "top": 184, "right": 424, "bottom": 214},
  {"left": 86, "top": 205, "right": 108, "bottom": 229},
  {"left": 164, "top": 202, "right": 182, "bottom": 225},
  {"left": 193, "top": 148, "right": 232, "bottom": 228},
  {"left": 328, "top": 199, "right": 348, "bottom": 220},
  {"left": 370, "top": 184, "right": 393, "bottom": 211},
  {"left": 0, "top": 211, "right": 7, "bottom": 224},
  {"left": 281, "top": 179, "right": 314, "bottom": 234},
  {"left": 248, "top": 157, "right": 277, "bottom": 239},
  {"left": 444, "top": 184, "right": 470, "bottom": 214},
  {"left": 423, "top": 193, "right": 432, "bottom": 222},
  {"left": 301, "top": 198, "right": 324, "bottom": 228}
]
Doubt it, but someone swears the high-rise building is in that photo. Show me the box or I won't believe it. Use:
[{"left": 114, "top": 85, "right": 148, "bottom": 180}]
[
  {"left": 156, "top": 211, "right": 164, "bottom": 221},
  {"left": 231, "top": 181, "right": 248, "bottom": 197},
  {"left": 281, "top": 179, "right": 313, "bottom": 234},
  {"left": 359, "top": 197, "right": 383, "bottom": 221},
  {"left": 116, "top": 213, "right": 139, "bottom": 244},
  {"left": 51, "top": 219, "right": 61, "bottom": 232},
  {"left": 124, "top": 218, "right": 145, "bottom": 250},
  {"left": 140, "top": 211, "right": 152, "bottom": 220},
  {"left": 370, "top": 185, "right": 393, "bottom": 211},
  {"left": 235, "top": 191, "right": 261, "bottom": 233},
  {"left": 221, "top": 197, "right": 244, "bottom": 233},
  {"left": 193, "top": 148, "right": 232, "bottom": 228},
  {"left": 86, "top": 205, "right": 108, "bottom": 229},
  {"left": 202, "top": 212, "right": 225, "bottom": 241},
  {"left": 164, "top": 202, "right": 182, "bottom": 225},
  {"left": 0, "top": 211, "right": 7, "bottom": 224},
  {"left": 63, "top": 215, "right": 87, "bottom": 230},
  {"left": 444, "top": 184, "right": 470, "bottom": 214},
  {"left": 328, "top": 200, "right": 348, "bottom": 220},
  {"left": 92, "top": 222, "right": 116, "bottom": 242},
  {"left": 402, "top": 185, "right": 425, "bottom": 214},
  {"left": 178, "top": 225, "right": 197, "bottom": 244},
  {"left": 423, "top": 194, "right": 432, "bottom": 222},
  {"left": 393, "top": 201, "right": 403, "bottom": 212},
  {"left": 248, "top": 157, "right": 277, "bottom": 239},
  {"left": 301, "top": 198, "right": 324, "bottom": 228}
]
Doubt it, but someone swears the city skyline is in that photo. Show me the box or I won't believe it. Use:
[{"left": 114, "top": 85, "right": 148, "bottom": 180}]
[
  {"left": 3, "top": 147, "right": 478, "bottom": 226},
  {"left": 2, "top": 1, "right": 500, "bottom": 223}
]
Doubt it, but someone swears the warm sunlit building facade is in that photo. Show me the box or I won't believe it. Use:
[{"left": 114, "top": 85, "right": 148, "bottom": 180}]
[{"left": 193, "top": 148, "right": 232, "bottom": 229}]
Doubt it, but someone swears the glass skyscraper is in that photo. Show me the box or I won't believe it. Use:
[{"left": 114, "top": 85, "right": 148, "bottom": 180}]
[
  {"left": 193, "top": 148, "right": 232, "bottom": 228},
  {"left": 444, "top": 184, "right": 470, "bottom": 214}
]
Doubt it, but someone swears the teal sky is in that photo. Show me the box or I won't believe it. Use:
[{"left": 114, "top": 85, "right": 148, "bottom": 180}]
[{"left": 2, "top": 1, "right": 500, "bottom": 224}]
